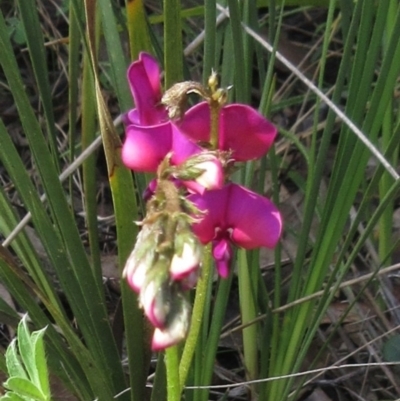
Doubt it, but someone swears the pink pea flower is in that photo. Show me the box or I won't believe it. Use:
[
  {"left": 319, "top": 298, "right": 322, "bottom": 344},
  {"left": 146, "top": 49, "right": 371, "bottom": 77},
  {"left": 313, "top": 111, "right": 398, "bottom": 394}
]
[
  {"left": 121, "top": 53, "right": 223, "bottom": 192},
  {"left": 124, "top": 52, "right": 167, "bottom": 126},
  {"left": 189, "top": 183, "right": 282, "bottom": 277},
  {"left": 179, "top": 102, "right": 277, "bottom": 162}
]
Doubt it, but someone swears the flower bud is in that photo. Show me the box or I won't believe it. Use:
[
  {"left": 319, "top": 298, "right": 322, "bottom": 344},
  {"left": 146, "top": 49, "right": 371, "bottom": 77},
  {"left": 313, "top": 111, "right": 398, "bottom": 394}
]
[
  {"left": 140, "top": 260, "right": 171, "bottom": 328},
  {"left": 174, "top": 153, "right": 224, "bottom": 193},
  {"left": 208, "top": 70, "right": 218, "bottom": 93},
  {"left": 170, "top": 232, "right": 202, "bottom": 281},
  {"left": 123, "top": 224, "right": 158, "bottom": 292},
  {"left": 190, "top": 159, "right": 224, "bottom": 192},
  {"left": 151, "top": 294, "right": 191, "bottom": 351}
]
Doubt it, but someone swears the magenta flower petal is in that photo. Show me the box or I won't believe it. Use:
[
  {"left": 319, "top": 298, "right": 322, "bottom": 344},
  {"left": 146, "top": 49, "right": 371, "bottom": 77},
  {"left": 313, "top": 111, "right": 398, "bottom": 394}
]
[
  {"left": 219, "top": 105, "right": 277, "bottom": 161},
  {"left": 170, "top": 124, "right": 204, "bottom": 165},
  {"left": 170, "top": 126, "right": 224, "bottom": 193},
  {"left": 178, "top": 102, "right": 211, "bottom": 142},
  {"left": 226, "top": 184, "right": 282, "bottom": 249},
  {"left": 190, "top": 183, "right": 282, "bottom": 249},
  {"left": 122, "top": 123, "right": 173, "bottom": 172},
  {"left": 189, "top": 188, "right": 230, "bottom": 244},
  {"left": 143, "top": 178, "right": 158, "bottom": 201},
  {"left": 212, "top": 238, "right": 232, "bottom": 278},
  {"left": 127, "top": 52, "right": 167, "bottom": 125},
  {"left": 180, "top": 103, "right": 277, "bottom": 161}
]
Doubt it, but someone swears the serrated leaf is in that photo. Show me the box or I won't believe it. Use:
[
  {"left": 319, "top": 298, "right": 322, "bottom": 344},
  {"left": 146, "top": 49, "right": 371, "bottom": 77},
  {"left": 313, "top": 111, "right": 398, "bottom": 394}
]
[
  {"left": 31, "top": 328, "right": 50, "bottom": 396},
  {"left": 0, "top": 392, "right": 27, "bottom": 401},
  {"left": 17, "top": 316, "right": 38, "bottom": 386},
  {"left": 3, "top": 377, "right": 45, "bottom": 401},
  {"left": 5, "top": 340, "right": 27, "bottom": 380}
]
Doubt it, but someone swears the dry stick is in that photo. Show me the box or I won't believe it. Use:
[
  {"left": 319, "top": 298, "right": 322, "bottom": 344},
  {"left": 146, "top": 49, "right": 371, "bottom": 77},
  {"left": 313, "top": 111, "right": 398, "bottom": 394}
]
[
  {"left": 299, "top": 323, "right": 400, "bottom": 393},
  {"left": 183, "top": 10, "right": 227, "bottom": 56},
  {"left": 220, "top": 262, "right": 400, "bottom": 339},
  {"left": 2, "top": 115, "right": 122, "bottom": 248},
  {"left": 182, "top": 361, "right": 400, "bottom": 391},
  {"left": 216, "top": 4, "right": 400, "bottom": 182}
]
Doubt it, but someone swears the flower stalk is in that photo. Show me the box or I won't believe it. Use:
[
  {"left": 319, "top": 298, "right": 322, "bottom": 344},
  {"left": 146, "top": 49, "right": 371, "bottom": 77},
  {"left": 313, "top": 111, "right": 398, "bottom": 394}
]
[
  {"left": 120, "top": 52, "right": 282, "bottom": 400},
  {"left": 179, "top": 244, "right": 212, "bottom": 390},
  {"left": 165, "top": 346, "right": 180, "bottom": 401}
]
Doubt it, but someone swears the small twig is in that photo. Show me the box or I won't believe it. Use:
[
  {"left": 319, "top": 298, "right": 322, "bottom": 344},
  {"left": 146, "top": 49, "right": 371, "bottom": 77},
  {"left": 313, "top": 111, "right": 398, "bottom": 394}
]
[
  {"left": 220, "top": 262, "right": 400, "bottom": 338},
  {"left": 182, "top": 361, "right": 400, "bottom": 391}
]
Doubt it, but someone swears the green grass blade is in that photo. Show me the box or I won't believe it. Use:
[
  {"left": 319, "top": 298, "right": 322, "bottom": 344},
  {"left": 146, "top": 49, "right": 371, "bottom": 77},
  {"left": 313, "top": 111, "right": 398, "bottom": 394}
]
[
  {"left": 15, "top": 0, "right": 59, "bottom": 171},
  {"left": 125, "top": 0, "right": 153, "bottom": 59},
  {"left": 97, "top": 0, "right": 132, "bottom": 110},
  {"left": 163, "top": 0, "right": 184, "bottom": 86},
  {"left": 83, "top": 2, "right": 151, "bottom": 399}
]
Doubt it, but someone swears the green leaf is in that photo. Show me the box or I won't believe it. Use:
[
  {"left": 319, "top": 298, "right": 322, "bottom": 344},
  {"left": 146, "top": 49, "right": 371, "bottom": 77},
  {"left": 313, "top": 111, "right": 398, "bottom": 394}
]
[
  {"left": 5, "top": 340, "right": 27, "bottom": 380},
  {"left": 13, "top": 318, "right": 51, "bottom": 397},
  {"left": 0, "top": 392, "right": 27, "bottom": 401},
  {"left": 31, "top": 329, "right": 50, "bottom": 397},
  {"left": 17, "top": 316, "right": 38, "bottom": 385},
  {"left": 3, "top": 378, "right": 45, "bottom": 401},
  {"left": 6, "top": 17, "right": 26, "bottom": 45}
]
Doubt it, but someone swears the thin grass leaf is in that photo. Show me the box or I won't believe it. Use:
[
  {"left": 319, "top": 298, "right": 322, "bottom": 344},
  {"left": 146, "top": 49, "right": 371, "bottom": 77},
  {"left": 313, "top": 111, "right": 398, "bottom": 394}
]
[
  {"left": 226, "top": 0, "right": 247, "bottom": 102},
  {"left": 97, "top": 0, "right": 132, "bottom": 109},
  {"left": 81, "top": 31, "right": 103, "bottom": 287},
  {"left": 15, "top": 0, "right": 59, "bottom": 171},
  {"left": 126, "top": 0, "right": 152, "bottom": 59},
  {"left": 163, "top": 0, "right": 184, "bottom": 86},
  {"left": 193, "top": 274, "right": 233, "bottom": 401},
  {"left": 0, "top": 186, "right": 62, "bottom": 310},
  {"left": 67, "top": 1, "right": 81, "bottom": 199}
]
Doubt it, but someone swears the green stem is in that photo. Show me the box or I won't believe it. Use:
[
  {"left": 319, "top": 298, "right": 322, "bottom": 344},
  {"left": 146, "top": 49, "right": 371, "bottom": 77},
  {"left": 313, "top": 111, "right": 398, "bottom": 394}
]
[
  {"left": 209, "top": 100, "right": 220, "bottom": 149},
  {"left": 179, "top": 245, "right": 212, "bottom": 389},
  {"left": 238, "top": 249, "right": 258, "bottom": 381},
  {"left": 195, "top": 273, "right": 233, "bottom": 401},
  {"left": 165, "top": 346, "right": 180, "bottom": 401}
]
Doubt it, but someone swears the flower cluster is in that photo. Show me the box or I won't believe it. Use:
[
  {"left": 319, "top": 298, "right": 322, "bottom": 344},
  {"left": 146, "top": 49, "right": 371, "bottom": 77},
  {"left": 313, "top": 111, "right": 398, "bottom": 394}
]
[{"left": 122, "top": 52, "right": 282, "bottom": 350}]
